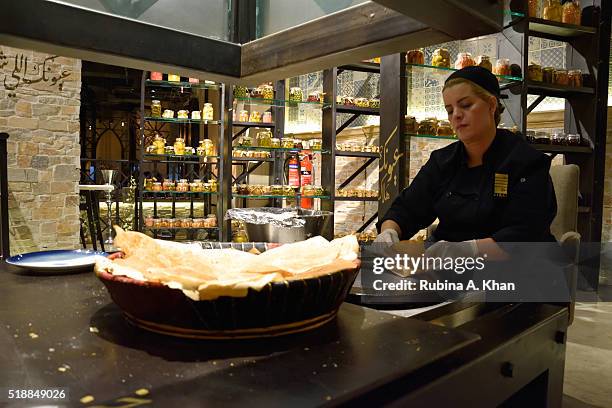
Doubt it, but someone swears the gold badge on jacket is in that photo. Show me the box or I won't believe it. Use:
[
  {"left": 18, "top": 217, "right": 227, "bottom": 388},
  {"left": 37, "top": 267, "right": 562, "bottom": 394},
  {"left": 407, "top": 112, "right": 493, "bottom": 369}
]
[{"left": 494, "top": 173, "right": 508, "bottom": 198}]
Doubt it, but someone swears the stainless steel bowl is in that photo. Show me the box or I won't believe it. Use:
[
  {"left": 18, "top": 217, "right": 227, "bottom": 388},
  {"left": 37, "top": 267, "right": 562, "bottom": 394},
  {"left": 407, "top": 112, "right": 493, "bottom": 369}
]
[{"left": 243, "top": 209, "right": 332, "bottom": 243}]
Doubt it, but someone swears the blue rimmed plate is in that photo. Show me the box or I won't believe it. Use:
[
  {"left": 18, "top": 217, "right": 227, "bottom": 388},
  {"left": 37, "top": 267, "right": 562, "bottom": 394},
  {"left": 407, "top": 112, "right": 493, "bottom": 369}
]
[{"left": 6, "top": 249, "right": 107, "bottom": 274}]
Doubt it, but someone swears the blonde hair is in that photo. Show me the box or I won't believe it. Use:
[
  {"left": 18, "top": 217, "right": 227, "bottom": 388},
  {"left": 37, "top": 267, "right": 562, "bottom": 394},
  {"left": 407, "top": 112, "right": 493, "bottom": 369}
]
[{"left": 443, "top": 78, "right": 505, "bottom": 126}]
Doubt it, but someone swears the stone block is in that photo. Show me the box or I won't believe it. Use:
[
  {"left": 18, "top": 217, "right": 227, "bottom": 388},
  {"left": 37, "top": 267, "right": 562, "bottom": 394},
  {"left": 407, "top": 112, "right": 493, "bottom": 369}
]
[
  {"left": 31, "top": 155, "right": 49, "bottom": 169},
  {"left": 32, "top": 183, "right": 50, "bottom": 195},
  {"left": 15, "top": 101, "right": 32, "bottom": 117},
  {"left": 25, "top": 169, "right": 38, "bottom": 182},
  {"left": 32, "top": 104, "right": 61, "bottom": 117},
  {"left": 17, "top": 141, "right": 39, "bottom": 155},
  {"left": 50, "top": 181, "right": 75, "bottom": 194},
  {"left": 40, "top": 222, "right": 57, "bottom": 234},
  {"left": 8, "top": 182, "right": 31, "bottom": 193},
  {"left": 16, "top": 155, "right": 30, "bottom": 168},
  {"left": 32, "top": 207, "right": 62, "bottom": 221},
  {"left": 7, "top": 117, "right": 38, "bottom": 129},
  {"left": 65, "top": 195, "right": 79, "bottom": 207},
  {"left": 53, "top": 164, "right": 78, "bottom": 180},
  {"left": 40, "top": 120, "right": 68, "bottom": 132},
  {"left": 7, "top": 168, "right": 26, "bottom": 182}
]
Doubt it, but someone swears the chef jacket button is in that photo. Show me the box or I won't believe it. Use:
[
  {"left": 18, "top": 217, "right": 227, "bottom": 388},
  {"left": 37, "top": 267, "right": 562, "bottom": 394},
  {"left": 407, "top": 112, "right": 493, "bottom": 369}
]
[
  {"left": 446, "top": 192, "right": 452, "bottom": 197},
  {"left": 520, "top": 177, "right": 526, "bottom": 183}
]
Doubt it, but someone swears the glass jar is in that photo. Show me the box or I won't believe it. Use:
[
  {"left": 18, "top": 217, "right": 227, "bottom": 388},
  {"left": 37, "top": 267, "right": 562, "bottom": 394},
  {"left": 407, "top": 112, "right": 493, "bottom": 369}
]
[
  {"left": 162, "top": 109, "right": 174, "bottom": 119},
  {"left": 151, "top": 100, "right": 161, "bottom": 118},
  {"left": 551, "top": 132, "right": 567, "bottom": 145},
  {"left": 190, "top": 181, "right": 203, "bottom": 192},
  {"left": 404, "top": 116, "right": 417, "bottom": 133},
  {"left": 151, "top": 182, "right": 162, "bottom": 192},
  {"left": 191, "top": 110, "right": 201, "bottom": 120},
  {"left": 202, "top": 103, "right": 214, "bottom": 121},
  {"left": 167, "top": 218, "right": 176, "bottom": 229},
  {"left": 454, "top": 52, "right": 475, "bottom": 70},
  {"left": 202, "top": 183, "right": 212, "bottom": 193},
  {"left": 476, "top": 55, "right": 492, "bottom": 72},
  {"left": 535, "top": 131, "right": 551, "bottom": 144},
  {"left": 283, "top": 185, "right": 295, "bottom": 196},
  {"left": 262, "top": 112, "right": 273, "bottom": 123},
  {"left": 270, "top": 138, "right": 281, "bottom": 148},
  {"left": 205, "top": 214, "right": 217, "bottom": 228},
  {"left": 270, "top": 185, "right": 283, "bottom": 196},
  {"left": 177, "top": 110, "right": 189, "bottom": 119},
  {"left": 528, "top": 0, "right": 540, "bottom": 18},
  {"left": 209, "top": 179, "right": 217, "bottom": 193},
  {"left": 418, "top": 118, "right": 438, "bottom": 135},
  {"left": 542, "top": 67, "right": 555, "bottom": 84},
  {"left": 173, "top": 137, "right": 185, "bottom": 155},
  {"left": 232, "top": 230, "right": 248, "bottom": 243},
  {"left": 355, "top": 98, "right": 369, "bottom": 108},
  {"left": 201, "top": 139, "right": 215, "bottom": 156},
  {"left": 257, "top": 130, "right": 273, "bottom": 148},
  {"left": 528, "top": 63, "right": 543, "bottom": 82},
  {"left": 152, "top": 218, "right": 162, "bottom": 228},
  {"left": 369, "top": 98, "right": 380, "bottom": 109},
  {"left": 150, "top": 72, "right": 163, "bottom": 81},
  {"left": 311, "top": 139, "right": 322, "bottom": 150},
  {"left": 249, "top": 111, "right": 262, "bottom": 122},
  {"left": 144, "top": 178, "right": 154, "bottom": 191},
  {"left": 144, "top": 216, "right": 154, "bottom": 227},
  {"left": 342, "top": 96, "right": 355, "bottom": 106},
  {"left": 568, "top": 70, "right": 583, "bottom": 87},
  {"left": 189, "top": 77, "right": 199, "bottom": 84},
  {"left": 554, "top": 69, "right": 569, "bottom": 86},
  {"left": 493, "top": 59, "right": 511, "bottom": 76},
  {"left": 163, "top": 179, "right": 175, "bottom": 191},
  {"left": 233, "top": 86, "right": 249, "bottom": 98},
  {"left": 436, "top": 120, "right": 454, "bottom": 136},
  {"left": 302, "top": 185, "right": 316, "bottom": 197},
  {"left": 250, "top": 87, "right": 264, "bottom": 99},
  {"left": 164, "top": 146, "right": 175, "bottom": 155},
  {"left": 289, "top": 87, "right": 303, "bottom": 102},
  {"left": 153, "top": 134, "right": 165, "bottom": 154},
  {"left": 525, "top": 130, "right": 536, "bottom": 143},
  {"left": 238, "top": 135, "right": 252, "bottom": 148},
  {"left": 406, "top": 49, "right": 425, "bottom": 65},
  {"left": 237, "top": 184, "right": 249, "bottom": 195},
  {"left": 261, "top": 84, "right": 274, "bottom": 100},
  {"left": 431, "top": 48, "right": 451, "bottom": 68},
  {"left": 239, "top": 110, "right": 249, "bottom": 122},
  {"left": 281, "top": 138, "right": 294, "bottom": 149},
  {"left": 543, "top": 0, "right": 562, "bottom": 22},
  {"left": 307, "top": 92, "right": 322, "bottom": 102},
  {"left": 567, "top": 133, "right": 581, "bottom": 146},
  {"left": 192, "top": 218, "right": 205, "bottom": 228},
  {"left": 168, "top": 74, "right": 180, "bottom": 82},
  {"left": 176, "top": 179, "right": 189, "bottom": 192},
  {"left": 562, "top": 0, "right": 581, "bottom": 25}
]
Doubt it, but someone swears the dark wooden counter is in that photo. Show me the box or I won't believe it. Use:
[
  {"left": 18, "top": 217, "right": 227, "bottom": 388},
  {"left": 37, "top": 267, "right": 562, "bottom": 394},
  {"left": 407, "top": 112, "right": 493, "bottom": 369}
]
[{"left": 0, "top": 262, "right": 480, "bottom": 407}]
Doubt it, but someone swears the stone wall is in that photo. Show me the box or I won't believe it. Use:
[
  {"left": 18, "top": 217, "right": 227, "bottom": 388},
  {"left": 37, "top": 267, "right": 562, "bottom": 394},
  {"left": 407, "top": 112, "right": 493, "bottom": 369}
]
[{"left": 0, "top": 45, "right": 82, "bottom": 254}]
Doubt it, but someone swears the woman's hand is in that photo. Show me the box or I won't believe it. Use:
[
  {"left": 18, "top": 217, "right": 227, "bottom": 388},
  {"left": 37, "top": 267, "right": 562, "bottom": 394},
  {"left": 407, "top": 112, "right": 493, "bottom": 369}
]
[{"left": 425, "top": 240, "right": 478, "bottom": 259}]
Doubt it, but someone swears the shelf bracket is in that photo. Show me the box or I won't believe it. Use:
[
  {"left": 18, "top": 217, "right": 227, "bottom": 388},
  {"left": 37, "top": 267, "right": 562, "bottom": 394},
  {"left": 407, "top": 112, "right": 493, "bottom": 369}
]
[
  {"left": 234, "top": 161, "right": 265, "bottom": 185},
  {"left": 337, "top": 114, "right": 359, "bottom": 134},
  {"left": 356, "top": 213, "right": 378, "bottom": 233},
  {"left": 232, "top": 127, "right": 249, "bottom": 141},
  {"left": 527, "top": 95, "right": 546, "bottom": 114}
]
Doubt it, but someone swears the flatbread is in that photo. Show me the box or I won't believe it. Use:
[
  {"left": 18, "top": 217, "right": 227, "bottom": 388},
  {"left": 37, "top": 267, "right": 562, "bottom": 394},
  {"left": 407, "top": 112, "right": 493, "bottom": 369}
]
[{"left": 95, "top": 227, "right": 359, "bottom": 300}]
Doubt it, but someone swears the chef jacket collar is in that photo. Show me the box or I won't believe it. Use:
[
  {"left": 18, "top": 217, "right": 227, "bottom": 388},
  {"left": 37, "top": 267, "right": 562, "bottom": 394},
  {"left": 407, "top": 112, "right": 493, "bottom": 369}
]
[{"left": 458, "top": 128, "right": 505, "bottom": 167}]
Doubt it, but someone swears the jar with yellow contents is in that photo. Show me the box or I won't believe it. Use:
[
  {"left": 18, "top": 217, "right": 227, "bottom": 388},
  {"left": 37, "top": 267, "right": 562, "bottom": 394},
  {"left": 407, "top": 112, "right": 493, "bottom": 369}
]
[
  {"left": 257, "top": 130, "right": 273, "bottom": 148},
  {"left": 199, "top": 139, "right": 215, "bottom": 157},
  {"left": 173, "top": 137, "right": 186, "bottom": 155},
  {"left": 153, "top": 134, "right": 165, "bottom": 155}
]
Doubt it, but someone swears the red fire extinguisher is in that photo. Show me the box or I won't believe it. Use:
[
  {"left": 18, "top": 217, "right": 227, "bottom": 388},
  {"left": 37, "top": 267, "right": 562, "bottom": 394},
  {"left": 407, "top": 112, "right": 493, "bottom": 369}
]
[{"left": 300, "top": 154, "right": 313, "bottom": 209}]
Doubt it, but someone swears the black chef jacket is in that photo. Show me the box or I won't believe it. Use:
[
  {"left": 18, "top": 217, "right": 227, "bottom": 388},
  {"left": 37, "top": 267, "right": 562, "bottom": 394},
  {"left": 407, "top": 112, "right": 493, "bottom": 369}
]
[{"left": 378, "top": 129, "right": 557, "bottom": 242}]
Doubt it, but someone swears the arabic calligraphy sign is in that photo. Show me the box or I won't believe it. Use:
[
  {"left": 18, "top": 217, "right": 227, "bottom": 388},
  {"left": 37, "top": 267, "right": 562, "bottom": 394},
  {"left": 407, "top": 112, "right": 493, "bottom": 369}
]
[{"left": 0, "top": 50, "right": 72, "bottom": 97}]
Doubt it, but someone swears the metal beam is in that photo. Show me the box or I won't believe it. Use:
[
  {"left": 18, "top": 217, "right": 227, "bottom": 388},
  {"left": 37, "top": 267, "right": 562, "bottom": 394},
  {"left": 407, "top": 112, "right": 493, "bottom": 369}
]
[
  {"left": 0, "top": 0, "right": 241, "bottom": 83},
  {"left": 339, "top": 157, "right": 377, "bottom": 190}
]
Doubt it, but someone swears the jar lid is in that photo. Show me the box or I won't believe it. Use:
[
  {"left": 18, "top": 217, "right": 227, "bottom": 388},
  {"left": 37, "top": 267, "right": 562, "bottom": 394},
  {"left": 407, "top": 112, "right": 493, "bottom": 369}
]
[
  {"left": 567, "top": 133, "right": 580, "bottom": 138},
  {"left": 535, "top": 131, "right": 549, "bottom": 137},
  {"left": 554, "top": 69, "right": 568, "bottom": 73},
  {"left": 204, "top": 103, "right": 213, "bottom": 106},
  {"left": 152, "top": 99, "right": 160, "bottom": 103},
  {"left": 568, "top": 69, "right": 582, "bottom": 74}
]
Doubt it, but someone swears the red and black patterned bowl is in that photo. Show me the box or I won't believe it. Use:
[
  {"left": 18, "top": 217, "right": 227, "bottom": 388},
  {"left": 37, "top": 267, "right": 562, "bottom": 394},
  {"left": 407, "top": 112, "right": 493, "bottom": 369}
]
[{"left": 96, "top": 242, "right": 360, "bottom": 339}]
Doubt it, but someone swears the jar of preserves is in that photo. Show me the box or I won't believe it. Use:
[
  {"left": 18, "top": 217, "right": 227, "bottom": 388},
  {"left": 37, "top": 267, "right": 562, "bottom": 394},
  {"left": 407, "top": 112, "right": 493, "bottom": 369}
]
[
  {"left": 261, "top": 84, "right": 274, "bottom": 100},
  {"left": 167, "top": 218, "right": 176, "bottom": 228},
  {"left": 163, "top": 179, "right": 175, "bottom": 191},
  {"left": 237, "top": 184, "right": 249, "bottom": 195},
  {"left": 369, "top": 98, "right": 380, "bottom": 109},
  {"left": 283, "top": 185, "right": 295, "bottom": 196},
  {"left": 535, "top": 131, "right": 551, "bottom": 144},
  {"left": 289, "top": 87, "right": 303, "bottom": 102},
  {"left": 202, "top": 103, "right": 214, "bottom": 121},
  {"left": 315, "top": 186, "right": 325, "bottom": 196},
  {"left": 173, "top": 137, "right": 185, "bottom": 155},
  {"left": 307, "top": 91, "right": 323, "bottom": 103},
  {"left": 281, "top": 138, "right": 294, "bottom": 149},
  {"left": 151, "top": 100, "right": 162, "bottom": 117},
  {"left": 238, "top": 135, "right": 252, "bottom": 148},
  {"left": 153, "top": 134, "right": 165, "bottom": 154},
  {"left": 528, "top": 63, "right": 543, "bottom": 82},
  {"left": 342, "top": 96, "right": 355, "bottom": 106},
  {"left": 476, "top": 55, "right": 492, "bottom": 72},
  {"left": 164, "top": 146, "right": 175, "bottom": 155},
  {"left": 189, "top": 181, "right": 202, "bottom": 192},
  {"left": 144, "top": 178, "right": 154, "bottom": 191},
  {"left": 262, "top": 112, "right": 273, "bottom": 123},
  {"left": 176, "top": 179, "right": 189, "bottom": 192},
  {"left": 406, "top": 49, "right": 425, "bottom": 65},
  {"left": 270, "top": 138, "right": 281, "bottom": 148},
  {"left": 454, "top": 52, "right": 475, "bottom": 70},
  {"left": 152, "top": 218, "right": 161, "bottom": 228},
  {"left": 191, "top": 110, "right": 201, "bottom": 120},
  {"left": 168, "top": 74, "right": 180, "bottom": 82},
  {"left": 151, "top": 182, "right": 162, "bottom": 192},
  {"left": 270, "top": 185, "right": 283, "bottom": 196},
  {"left": 233, "top": 86, "right": 249, "bottom": 98},
  {"left": 551, "top": 132, "right": 567, "bottom": 145},
  {"left": 525, "top": 130, "right": 536, "bottom": 143},
  {"left": 177, "top": 110, "right": 189, "bottom": 119},
  {"left": 355, "top": 98, "right": 369, "bottom": 108},
  {"left": 192, "top": 218, "right": 205, "bottom": 228},
  {"left": 206, "top": 214, "right": 217, "bottom": 228},
  {"left": 542, "top": 67, "right": 555, "bottom": 84},
  {"left": 568, "top": 70, "right": 583, "bottom": 87},
  {"left": 311, "top": 139, "right": 322, "bottom": 150},
  {"left": 528, "top": 0, "right": 540, "bottom": 17},
  {"left": 182, "top": 218, "right": 193, "bottom": 228},
  {"left": 567, "top": 133, "right": 581, "bottom": 146},
  {"left": 162, "top": 109, "right": 174, "bottom": 119},
  {"left": 404, "top": 116, "right": 417, "bottom": 133},
  {"left": 209, "top": 179, "right": 217, "bottom": 193},
  {"left": 150, "top": 72, "right": 163, "bottom": 81},
  {"left": 493, "top": 59, "right": 511, "bottom": 76},
  {"left": 554, "top": 69, "right": 569, "bottom": 86},
  {"left": 418, "top": 118, "right": 438, "bottom": 135},
  {"left": 239, "top": 110, "right": 249, "bottom": 122},
  {"left": 431, "top": 48, "right": 451, "bottom": 68},
  {"left": 257, "top": 130, "right": 273, "bottom": 148},
  {"left": 202, "top": 183, "right": 211, "bottom": 193},
  {"left": 543, "top": 0, "right": 562, "bottom": 22},
  {"left": 302, "top": 185, "right": 316, "bottom": 197},
  {"left": 232, "top": 230, "right": 248, "bottom": 243},
  {"left": 250, "top": 87, "right": 264, "bottom": 99},
  {"left": 436, "top": 120, "right": 454, "bottom": 137},
  {"left": 562, "top": 0, "right": 581, "bottom": 25},
  {"left": 197, "top": 139, "right": 213, "bottom": 157},
  {"left": 249, "top": 111, "right": 262, "bottom": 122}
]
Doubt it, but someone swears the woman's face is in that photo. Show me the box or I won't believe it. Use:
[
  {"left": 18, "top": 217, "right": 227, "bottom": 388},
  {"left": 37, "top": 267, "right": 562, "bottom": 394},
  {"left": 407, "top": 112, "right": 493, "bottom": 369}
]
[{"left": 442, "top": 83, "right": 496, "bottom": 143}]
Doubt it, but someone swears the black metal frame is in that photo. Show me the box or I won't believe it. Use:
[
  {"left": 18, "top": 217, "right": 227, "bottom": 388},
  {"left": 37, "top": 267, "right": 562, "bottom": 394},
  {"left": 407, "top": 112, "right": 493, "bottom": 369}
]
[
  {"left": 0, "top": 0, "right": 503, "bottom": 84},
  {"left": 0, "top": 133, "right": 9, "bottom": 261}
]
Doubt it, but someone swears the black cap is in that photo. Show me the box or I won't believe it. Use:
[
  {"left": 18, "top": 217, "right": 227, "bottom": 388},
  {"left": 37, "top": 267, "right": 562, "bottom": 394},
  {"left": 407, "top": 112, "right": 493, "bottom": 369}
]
[{"left": 445, "top": 66, "right": 500, "bottom": 97}]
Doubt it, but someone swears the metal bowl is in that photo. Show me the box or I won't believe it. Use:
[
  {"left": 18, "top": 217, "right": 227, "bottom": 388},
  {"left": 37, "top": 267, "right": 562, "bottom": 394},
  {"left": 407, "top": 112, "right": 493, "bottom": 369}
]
[{"left": 242, "top": 208, "right": 333, "bottom": 243}]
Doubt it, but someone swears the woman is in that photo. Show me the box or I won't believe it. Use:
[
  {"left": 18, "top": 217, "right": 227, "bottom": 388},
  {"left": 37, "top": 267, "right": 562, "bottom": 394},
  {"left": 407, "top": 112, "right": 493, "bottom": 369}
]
[{"left": 376, "top": 66, "right": 557, "bottom": 259}]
